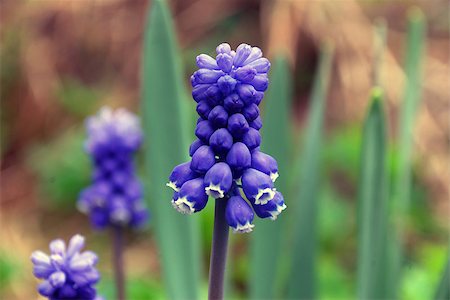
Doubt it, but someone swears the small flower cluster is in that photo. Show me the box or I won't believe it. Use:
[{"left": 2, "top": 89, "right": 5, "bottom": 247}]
[
  {"left": 31, "top": 235, "right": 100, "bottom": 300},
  {"left": 168, "top": 43, "right": 286, "bottom": 233},
  {"left": 78, "top": 107, "right": 149, "bottom": 229}
]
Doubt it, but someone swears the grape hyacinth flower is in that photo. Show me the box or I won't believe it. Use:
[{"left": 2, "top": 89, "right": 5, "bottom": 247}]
[
  {"left": 78, "top": 107, "right": 149, "bottom": 230},
  {"left": 167, "top": 43, "right": 286, "bottom": 300},
  {"left": 78, "top": 107, "right": 149, "bottom": 300},
  {"left": 31, "top": 234, "right": 100, "bottom": 300}
]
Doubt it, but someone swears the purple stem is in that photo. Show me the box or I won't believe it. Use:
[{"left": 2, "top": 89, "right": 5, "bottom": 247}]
[
  {"left": 208, "top": 198, "right": 230, "bottom": 300},
  {"left": 112, "top": 226, "right": 125, "bottom": 300}
]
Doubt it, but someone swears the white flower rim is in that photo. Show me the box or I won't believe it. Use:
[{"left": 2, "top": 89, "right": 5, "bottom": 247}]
[
  {"left": 270, "top": 172, "right": 279, "bottom": 183},
  {"left": 205, "top": 183, "right": 225, "bottom": 199},
  {"left": 172, "top": 197, "right": 195, "bottom": 214},
  {"left": 232, "top": 222, "right": 254, "bottom": 233},
  {"left": 254, "top": 188, "right": 276, "bottom": 205},
  {"left": 166, "top": 181, "right": 180, "bottom": 192},
  {"left": 269, "top": 203, "right": 287, "bottom": 220}
]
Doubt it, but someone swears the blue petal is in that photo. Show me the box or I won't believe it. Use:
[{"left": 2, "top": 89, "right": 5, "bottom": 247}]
[
  {"left": 173, "top": 178, "right": 209, "bottom": 214},
  {"left": 226, "top": 142, "right": 251, "bottom": 171},
  {"left": 241, "top": 127, "right": 261, "bottom": 150},
  {"left": 216, "top": 53, "right": 233, "bottom": 73},
  {"left": 223, "top": 94, "right": 244, "bottom": 113},
  {"left": 233, "top": 43, "right": 252, "bottom": 67},
  {"left": 204, "top": 162, "right": 233, "bottom": 198},
  {"left": 217, "top": 75, "right": 237, "bottom": 95},
  {"left": 225, "top": 195, "right": 255, "bottom": 233},
  {"left": 208, "top": 105, "right": 229, "bottom": 128},
  {"left": 251, "top": 151, "right": 279, "bottom": 181},
  {"left": 195, "top": 120, "right": 215, "bottom": 142},
  {"left": 241, "top": 168, "right": 275, "bottom": 205},
  {"left": 227, "top": 113, "right": 249, "bottom": 138},
  {"left": 196, "top": 101, "right": 212, "bottom": 119},
  {"left": 196, "top": 54, "right": 219, "bottom": 69},
  {"left": 168, "top": 161, "right": 198, "bottom": 191},
  {"left": 242, "top": 103, "right": 260, "bottom": 121},
  {"left": 209, "top": 128, "right": 233, "bottom": 154},
  {"left": 189, "top": 139, "right": 204, "bottom": 157},
  {"left": 190, "top": 145, "right": 216, "bottom": 173}
]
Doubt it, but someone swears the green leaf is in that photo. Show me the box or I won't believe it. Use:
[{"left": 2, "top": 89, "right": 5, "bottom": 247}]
[
  {"left": 141, "top": 0, "right": 200, "bottom": 299},
  {"left": 249, "top": 56, "right": 292, "bottom": 299},
  {"left": 287, "top": 44, "right": 333, "bottom": 299},
  {"left": 356, "top": 88, "right": 388, "bottom": 299},
  {"left": 387, "top": 8, "right": 426, "bottom": 298},
  {"left": 434, "top": 257, "right": 450, "bottom": 300}
]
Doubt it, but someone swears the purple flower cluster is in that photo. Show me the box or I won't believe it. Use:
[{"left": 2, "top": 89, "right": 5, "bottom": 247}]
[
  {"left": 168, "top": 43, "right": 286, "bottom": 233},
  {"left": 78, "top": 107, "right": 149, "bottom": 229},
  {"left": 31, "top": 235, "right": 100, "bottom": 300}
]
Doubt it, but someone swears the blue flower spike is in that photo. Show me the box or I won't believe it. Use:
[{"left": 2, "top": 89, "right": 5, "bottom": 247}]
[
  {"left": 168, "top": 43, "right": 286, "bottom": 234},
  {"left": 78, "top": 107, "right": 149, "bottom": 230},
  {"left": 31, "top": 234, "right": 100, "bottom": 300}
]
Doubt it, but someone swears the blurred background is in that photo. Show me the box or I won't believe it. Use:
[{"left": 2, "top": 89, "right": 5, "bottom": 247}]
[{"left": 0, "top": 0, "right": 448, "bottom": 299}]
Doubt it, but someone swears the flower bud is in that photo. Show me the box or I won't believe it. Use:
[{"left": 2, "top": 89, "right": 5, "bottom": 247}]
[
  {"left": 251, "top": 151, "right": 279, "bottom": 182},
  {"left": 189, "top": 138, "right": 204, "bottom": 157},
  {"left": 205, "top": 85, "right": 222, "bottom": 106},
  {"left": 216, "top": 53, "right": 233, "bottom": 73},
  {"left": 190, "top": 145, "right": 216, "bottom": 173},
  {"left": 225, "top": 195, "right": 255, "bottom": 233},
  {"left": 195, "top": 120, "right": 215, "bottom": 142},
  {"left": 227, "top": 113, "right": 249, "bottom": 137},
  {"left": 237, "top": 84, "right": 257, "bottom": 105},
  {"left": 250, "top": 74, "right": 269, "bottom": 92},
  {"left": 196, "top": 54, "right": 219, "bottom": 69},
  {"left": 208, "top": 105, "right": 229, "bottom": 128},
  {"left": 243, "top": 46, "right": 263, "bottom": 64},
  {"left": 196, "top": 101, "right": 212, "bottom": 119},
  {"left": 216, "top": 43, "right": 232, "bottom": 55},
  {"left": 223, "top": 94, "right": 244, "bottom": 113},
  {"left": 241, "top": 127, "right": 261, "bottom": 150},
  {"left": 249, "top": 116, "right": 262, "bottom": 130},
  {"left": 172, "top": 178, "right": 208, "bottom": 214},
  {"left": 251, "top": 191, "right": 286, "bottom": 220},
  {"left": 234, "top": 66, "right": 257, "bottom": 83},
  {"left": 226, "top": 142, "right": 251, "bottom": 170},
  {"left": 233, "top": 43, "right": 252, "bottom": 67},
  {"left": 241, "top": 168, "right": 275, "bottom": 205},
  {"left": 242, "top": 103, "right": 260, "bottom": 121},
  {"left": 209, "top": 128, "right": 233, "bottom": 154},
  {"left": 217, "top": 75, "right": 237, "bottom": 95},
  {"left": 167, "top": 161, "right": 198, "bottom": 191},
  {"left": 193, "top": 69, "right": 224, "bottom": 84},
  {"left": 204, "top": 162, "right": 233, "bottom": 198},
  {"left": 246, "top": 57, "right": 270, "bottom": 73},
  {"left": 192, "top": 84, "right": 210, "bottom": 102}
]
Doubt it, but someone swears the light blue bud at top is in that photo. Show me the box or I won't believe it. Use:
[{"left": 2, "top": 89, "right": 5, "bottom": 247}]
[
  {"left": 246, "top": 57, "right": 270, "bottom": 73},
  {"left": 243, "top": 46, "right": 263, "bottom": 65},
  {"left": 189, "top": 139, "right": 204, "bottom": 157},
  {"left": 195, "top": 120, "right": 215, "bottom": 142},
  {"left": 196, "top": 54, "right": 219, "bottom": 70},
  {"left": 223, "top": 94, "right": 244, "bottom": 113},
  {"left": 172, "top": 178, "right": 208, "bottom": 214},
  {"left": 227, "top": 113, "right": 249, "bottom": 138},
  {"left": 204, "top": 162, "right": 233, "bottom": 198},
  {"left": 234, "top": 66, "right": 257, "bottom": 83},
  {"left": 196, "top": 101, "right": 212, "bottom": 119},
  {"left": 216, "top": 53, "right": 233, "bottom": 73},
  {"left": 208, "top": 105, "right": 229, "bottom": 128},
  {"left": 241, "top": 168, "right": 275, "bottom": 205},
  {"left": 251, "top": 151, "right": 279, "bottom": 182},
  {"left": 167, "top": 161, "right": 198, "bottom": 192},
  {"left": 226, "top": 142, "right": 251, "bottom": 171},
  {"left": 241, "top": 127, "right": 261, "bottom": 150},
  {"left": 236, "top": 84, "right": 257, "bottom": 105},
  {"left": 251, "top": 191, "right": 286, "bottom": 220},
  {"left": 192, "top": 69, "right": 224, "bottom": 84},
  {"left": 249, "top": 115, "right": 262, "bottom": 130},
  {"left": 209, "top": 128, "right": 233, "bottom": 154},
  {"left": 233, "top": 43, "right": 252, "bottom": 67},
  {"left": 216, "top": 43, "right": 232, "bottom": 55},
  {"left": 190, "top": 145, "right": 216, "bottom": 173},
  {"left": 242, "top": 103, "right": 260, "bottom": 121},
  {"left": 250, "top": 74, "right": 269, "bottom": 92},
  {"left": 225, "top": 195, "right": 255, "bottom": 233},
  {"left": 217, "top": 75, "right": 237, "bottom": 95}
]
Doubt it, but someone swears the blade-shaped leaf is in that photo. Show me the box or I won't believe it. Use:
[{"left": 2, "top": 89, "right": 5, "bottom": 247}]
[
  {"left": 249, "top": 56, "right": 292, "bottom": 300},
  {"left": 287, "top": 45, "right": 333, "bottom": 299},
  {"left": 356, "top": 88, "right": 388, "bottom": 299},
  {"left": 141, "top": 0, "right": 200, "bottom": 299},
  {"left": 434, "top": 257, "right": 450, "bottom": 300}
]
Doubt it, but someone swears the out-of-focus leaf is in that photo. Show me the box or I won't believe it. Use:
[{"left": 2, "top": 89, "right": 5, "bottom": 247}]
[
  {"left": 27, "top": 128, "right": 90, "bottom": 209},
  {"left": 356, "top": 88, "right": 388, "bottom": 299},
  {"left": 388, "top": 8, "right": 426, "bottom": 298},
  {"left": 249, "top": 55, "right": 291, "bottom": 299},
  {"left": 56, "top": 78, "right": 102, "bottom": 117},
  {"left": 287, "top": 45, "right": 333, "bottom": 299},
  {"left": 434, "top": 257, "right": 450, "bottom": 300},
  {"left": 141, "top": 0, "right": 200, "bottom": 299},
  {"left": 97, "top": 276, "right": 165, "bottom": 300}
]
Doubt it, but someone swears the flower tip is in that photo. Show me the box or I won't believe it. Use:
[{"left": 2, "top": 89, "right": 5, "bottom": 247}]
[
  {"left": 232, "top": 222, "right": 255, "bottom": 234},
  {"left": 166, "top": 181, "right": 179, "bottom": 192},
  {"left": 270, "top": 172, "right": 279, "bottom": 182},
  {"left": 255, "top": 188, "right": 276, "bottom": 205},
  {"left": 269, "top": 203, "right": 287, "bottom": 220},
  {"left": 205, "top": 183, "right": 225, "bottom": 199},
  {"left": 171, "top": 197, "right": 195, "bottom": 215}
]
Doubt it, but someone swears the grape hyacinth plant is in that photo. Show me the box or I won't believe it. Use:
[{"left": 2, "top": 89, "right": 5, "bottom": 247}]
[
  {"left": 78, "top": 107, "right": 149, "bottom": 300},
  {"left": 31, "top": 234, "right": 100, "bottom": 300},
  {"left": 167, "top": 43, "right": 286, "bottom": 299}
]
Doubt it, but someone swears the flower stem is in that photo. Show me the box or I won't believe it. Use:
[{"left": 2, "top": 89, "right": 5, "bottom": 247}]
[
  {"left": 208, "top": 198, "right": 230, "bottom": 300},
  {"left": 112, "top": 226, "right": 125, "bottom": 300}
]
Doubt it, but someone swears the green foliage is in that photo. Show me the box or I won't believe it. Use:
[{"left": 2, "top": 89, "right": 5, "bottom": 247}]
[
  {"left": 27, "top": 128, "right": 90, "bottom": 209},
  {"left": 0, "top": 252, "right": 19, "bottom": 291},
  {"left": 141, "top": 0, "right": 200, "bottom": 298},
  {"left": 434, "top": 256, "right": 450, "bottom": 300},
  {"left": 287, "top": 45, "right": 333, "bottom": 299},
  {"left": 97, "top": 276, "right": 165, "bottom": 300},
  {"left": 249, "top": 56, "right": 292, "bottom": 299},
  {"left": 356, "top": 88, "right": 388, "bottom": 299},
  {"left": 56, "top": 78, "right": 102, "bottom": 117}
]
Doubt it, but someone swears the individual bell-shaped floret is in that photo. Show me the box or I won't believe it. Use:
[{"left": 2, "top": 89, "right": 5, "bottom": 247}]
[
  {"left": 172, "top": 178, "right": 209, "bottom": 214},
  {"left": 204, "top": 162, "right": 233, "bottom": 199},
  {"left": 225, "top": 195, "right": 255, "bottom": 233},
  {"left": 217, "top": 75, "right": 237, "bottom": 95},
  {"left": 190, "top": 145, "right": 216, "bottom": 173},
  {"left": 236, "top": 84, "right": 257, "bottom": 105},
  {"left": 209, "top": 128, "right": 233, "bottom": 154},
  {"left": 226, "top": 142, "right": 251, "bottom": 171},
  {"left": 208, "top": 105, "right": 229, "bottom": 128},
  {"left": 241, "top": 168, "right": 275, "bottom": 205},
  {"left": 167, "top": 161, "right": 198, "bottom": 192},
  {"left": 249, "top": 115, "right": 262, "bottom": 130},
  {"left": 251, "top": 191, "right": 286, "bottom": 220},
  {"left": 227, "top": 113, "right": 249, "bottom": 138},
  {"left": 241, "top": 127, "right": 261, "bottom": 150},
  {"left": 189, "top": 139, "right": 204, "bottom": 157},
  {"left": 195, "top": 120, "right": 215, "bottom": 142},
  {"left": 242, "top": 103, "right": 260, "bottom": 121},
  {"left": 251, "top": 151, "right": 279, "bottom": 182},
  {"left": 223, "top": 93, "right": 244, "bottom": 113},
  {"left": 196, "top": 101, "right": 212, "bottom": 119}
]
